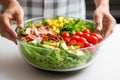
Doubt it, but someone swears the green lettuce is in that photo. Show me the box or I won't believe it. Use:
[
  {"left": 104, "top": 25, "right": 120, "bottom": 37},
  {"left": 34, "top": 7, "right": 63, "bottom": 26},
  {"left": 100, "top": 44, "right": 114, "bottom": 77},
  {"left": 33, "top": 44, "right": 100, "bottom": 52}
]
[
  {"left": 19, "top": 42, "right": 91, "bottom": 69},
  {"left": 60, "top": 18, "right": 96, "bottom": 35}
]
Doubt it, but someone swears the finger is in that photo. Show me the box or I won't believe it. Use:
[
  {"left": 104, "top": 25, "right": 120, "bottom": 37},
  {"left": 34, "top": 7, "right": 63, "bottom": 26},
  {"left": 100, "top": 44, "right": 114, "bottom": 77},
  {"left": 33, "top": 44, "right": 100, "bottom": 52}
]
[
  {"left": 0, "top": 15, "right": 17, "bottom": 38},
  {"left": 1, "top": 31, "right": 17, "bottom": 44},
  {"left": 93, "top": 13, "right": 103, "bottom": 31},
  {"left": 14, "top": 12, "right": 24, "bottom": 28},
  {"left": 104, "top": 16, "right": 116, "bottom": 38},
  {"left": 104, "top": 23, "right": 114, "bottom": 38}
]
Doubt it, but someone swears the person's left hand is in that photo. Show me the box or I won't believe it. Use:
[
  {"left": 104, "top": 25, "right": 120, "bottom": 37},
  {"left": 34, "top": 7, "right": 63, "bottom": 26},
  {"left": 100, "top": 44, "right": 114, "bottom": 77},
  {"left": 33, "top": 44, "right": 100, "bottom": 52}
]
[{"left": 93, "top": 6, "right": 116, "bottom": 38}]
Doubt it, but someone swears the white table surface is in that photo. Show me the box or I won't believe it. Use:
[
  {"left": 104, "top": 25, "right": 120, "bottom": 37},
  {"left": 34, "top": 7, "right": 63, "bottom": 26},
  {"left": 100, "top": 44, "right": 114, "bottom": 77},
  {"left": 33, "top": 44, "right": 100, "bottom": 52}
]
[{"left": 0, "top": 24, "right": 120, "bottom": 80}]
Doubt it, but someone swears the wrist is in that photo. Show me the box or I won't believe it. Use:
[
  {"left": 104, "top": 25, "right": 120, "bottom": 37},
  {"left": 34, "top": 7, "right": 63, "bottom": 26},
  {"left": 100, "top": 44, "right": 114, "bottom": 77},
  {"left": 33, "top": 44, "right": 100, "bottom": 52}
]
[
  {"left": 97, "top": 5, "right": 110, "bottom": 12},
  {"left": 94, "top": 0, "right": 109, "bottom": 10}
]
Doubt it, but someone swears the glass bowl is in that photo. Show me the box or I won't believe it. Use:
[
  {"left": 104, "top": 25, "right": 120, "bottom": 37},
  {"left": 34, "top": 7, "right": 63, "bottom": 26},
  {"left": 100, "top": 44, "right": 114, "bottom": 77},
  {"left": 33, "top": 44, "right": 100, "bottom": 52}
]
[{"left": 17, "top": 17, "right": 104, "bottom": 72}]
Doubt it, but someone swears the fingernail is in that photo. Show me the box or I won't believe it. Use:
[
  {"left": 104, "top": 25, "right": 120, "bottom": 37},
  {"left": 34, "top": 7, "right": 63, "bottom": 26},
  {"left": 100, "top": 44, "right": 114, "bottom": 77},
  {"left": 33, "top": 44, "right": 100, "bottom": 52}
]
[
  {"left": 97, "top": 25, "right": 102, "bottom": 31},
  {"left": 18, "top": 24, "right": 24, "bottom": 28}
]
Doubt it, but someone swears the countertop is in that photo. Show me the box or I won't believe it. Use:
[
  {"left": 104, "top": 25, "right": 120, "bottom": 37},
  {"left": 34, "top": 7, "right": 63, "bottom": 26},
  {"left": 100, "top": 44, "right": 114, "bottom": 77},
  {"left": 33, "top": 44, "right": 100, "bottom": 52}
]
[{"left": 0, "top": 24, "right": 120, "bottom": 80}]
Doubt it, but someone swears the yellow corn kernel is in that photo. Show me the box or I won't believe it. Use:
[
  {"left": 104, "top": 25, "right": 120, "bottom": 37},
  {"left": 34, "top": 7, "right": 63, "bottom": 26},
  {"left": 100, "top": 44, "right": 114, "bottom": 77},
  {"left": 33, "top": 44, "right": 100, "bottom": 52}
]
[
  {"left": 59, "top": 17, "right": 64, "bottom": 22},
  {"left": 63, "top": 19, "right": 67, "bottom": 22},
  {"left": 55, "top": 23, "right": 59, "bottom": 27},
  {"left": 60, "top": 23, "right": 64, "bottom": 27},
  {"left": 53, "top": 26, "right": 57, "bottom": 30},
  {"left": 34, "top": 23, "right": 41, "bottom": 27},
  {"left": 56, "top": 29, "right": 60, "bottom": 34},
  {"left": 49, "top": 22, "right": 55, "bottom": 26},
  {"left": 54, "top": 20, "right": 58, "bottom": 23},
  {"left": 46, "top": 18, "right": 51, "bottom": 23}
]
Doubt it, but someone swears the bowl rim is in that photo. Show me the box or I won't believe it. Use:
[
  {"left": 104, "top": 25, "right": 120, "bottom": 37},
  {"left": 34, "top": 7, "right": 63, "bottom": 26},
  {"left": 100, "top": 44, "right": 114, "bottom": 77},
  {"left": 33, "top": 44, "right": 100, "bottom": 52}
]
[{"left": 17, "top": 17, "right": 105, "bottom": 51}]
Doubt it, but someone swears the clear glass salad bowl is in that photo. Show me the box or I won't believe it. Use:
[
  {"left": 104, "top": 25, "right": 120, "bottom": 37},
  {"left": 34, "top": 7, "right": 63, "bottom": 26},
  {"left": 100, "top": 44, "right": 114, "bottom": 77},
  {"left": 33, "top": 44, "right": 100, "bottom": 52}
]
[{"left": 17, "top": 17, "right": 104, "bottom": 72}]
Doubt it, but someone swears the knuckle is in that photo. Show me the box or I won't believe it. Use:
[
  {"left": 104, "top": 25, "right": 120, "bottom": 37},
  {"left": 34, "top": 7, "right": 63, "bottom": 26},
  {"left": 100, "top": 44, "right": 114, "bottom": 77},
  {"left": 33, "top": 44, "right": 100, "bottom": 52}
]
[{"left": 15, "top": 9, "right": 24, "bottom": 17}]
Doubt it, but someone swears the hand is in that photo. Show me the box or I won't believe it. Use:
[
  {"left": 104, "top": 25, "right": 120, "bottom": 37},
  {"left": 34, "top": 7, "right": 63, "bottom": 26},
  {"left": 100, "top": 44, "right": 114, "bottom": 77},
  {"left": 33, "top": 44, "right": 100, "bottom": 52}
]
[
  {"left": 93, "top": 6, "right": 116, "bottom": 38},
  {"left": 0, "top": 1, "right": 24, "bottom": 43}
]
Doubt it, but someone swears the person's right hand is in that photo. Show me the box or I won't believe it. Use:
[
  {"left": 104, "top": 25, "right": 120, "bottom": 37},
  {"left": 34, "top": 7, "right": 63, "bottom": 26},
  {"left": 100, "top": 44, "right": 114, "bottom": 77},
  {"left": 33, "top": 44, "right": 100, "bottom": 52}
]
[{"left": 0, "top": 0, "right": 24, "bottom": 43}]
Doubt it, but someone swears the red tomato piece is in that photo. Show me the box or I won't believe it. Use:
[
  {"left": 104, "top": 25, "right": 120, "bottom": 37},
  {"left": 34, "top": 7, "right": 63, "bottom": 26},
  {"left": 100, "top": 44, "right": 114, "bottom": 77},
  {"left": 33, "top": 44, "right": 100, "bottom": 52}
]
[
  {"left": 75, "top": 31, "right": 83, "bottom": 36},
  {"left": 77, "top": 37, "right": 87, "bottom": 42},
  {"left": 87, "top": 35, "right": 98, "bottom": 45},
  {"left": 83, "top": 40, "right": 90, "bottom": 47},
  {"left": 82, "top": 33, "right": 90, "bottom": 41},
  {"left": 91, "top": 33, "right": 103, "bottom": 42},
  {"left": 70, "top": 35, "right": 80, "bottom": 41},
  {"left": 76, "top": 42, "right": 85, "bottom": 48},
  {"left": 62, "top": 31, "right": 70, "bottom": 38},
  {"left": 69, "top": 40, "right": 77, "bottom": 46},
  {"left": 83, "top": 29, "right": 91, "bottom": 33},
  {"left": 63, "top": 37, "right": 70, "bottom": 44}
]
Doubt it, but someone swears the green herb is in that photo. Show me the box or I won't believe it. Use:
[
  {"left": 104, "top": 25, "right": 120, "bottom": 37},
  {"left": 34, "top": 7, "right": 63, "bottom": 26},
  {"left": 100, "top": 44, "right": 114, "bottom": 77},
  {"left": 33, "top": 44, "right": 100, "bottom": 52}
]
[
  {"left": 53, "top": 16, "right": 60, "bottom": 20},
  {"left": 41, "top": 20, "right": 48, "bottom": 26},
  {"left": 85, "top": 21, "right": 96, "bottom": 32},
  {"left": 26, "top": 21, "right": 32, "bottom": 28},
  {"left": 18, "top": 28, "right": 26, "bottom": 35}
]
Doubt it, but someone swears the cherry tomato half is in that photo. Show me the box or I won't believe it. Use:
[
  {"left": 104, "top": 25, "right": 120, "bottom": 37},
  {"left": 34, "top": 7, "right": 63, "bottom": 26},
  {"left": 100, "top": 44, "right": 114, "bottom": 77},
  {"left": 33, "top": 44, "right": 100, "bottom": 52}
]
[
  {"left": 82, "top": 33, "right": 90, "bottom": 41},
  {"left": 83, "top": 29, "right": 91, "bottom": 33},
  {"left": 69, "top": 40, "right": 77, "bottom": 46},
  {"left": 70, "top": 35, "right": 80, "bottom": 41},
  {"left": 75, "top": 31, "right": 83, "bottom": 36},
  {"left": 62, "top": 31, "right": 70, "bottom": 38},
  {"left": 77, "top": 37, "right": 87, "bottom": 42},
  {"left": 83, "top": 40, "right": 90, "bottom": 47},
  {"left": 63, "top": 37, "right": 70, "bottom": 44},
  {"left": 91, "top": 33, "right": 103, "bottom": 42},
  {"left": 87, "top": 35, "right": 98, "bottom": 45},
  {"left": 76, "top": 41, "right": 85, "bottom": 48}
]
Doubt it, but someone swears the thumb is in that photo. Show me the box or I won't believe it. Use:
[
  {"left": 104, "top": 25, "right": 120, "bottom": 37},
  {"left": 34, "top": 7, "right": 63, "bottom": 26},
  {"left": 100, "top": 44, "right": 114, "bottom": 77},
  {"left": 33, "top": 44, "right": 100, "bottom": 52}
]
[{"left": 93, "top": 13, "right": 103, "bottom": 31}]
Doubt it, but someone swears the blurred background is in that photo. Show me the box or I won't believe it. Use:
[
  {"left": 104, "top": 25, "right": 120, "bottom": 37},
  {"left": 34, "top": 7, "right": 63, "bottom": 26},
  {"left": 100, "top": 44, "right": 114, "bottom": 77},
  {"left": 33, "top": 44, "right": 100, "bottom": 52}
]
[
  {"left": 86, "top": 0, "right": 120, "bottom": 23},
  {"left": 0, "top": 0, "right": 119, "bottom": 23}
]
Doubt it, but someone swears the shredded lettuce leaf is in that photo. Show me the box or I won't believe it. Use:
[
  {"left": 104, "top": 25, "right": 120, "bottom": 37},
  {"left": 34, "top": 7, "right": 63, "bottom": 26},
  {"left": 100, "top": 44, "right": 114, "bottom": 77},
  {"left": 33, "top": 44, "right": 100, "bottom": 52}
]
[
  {"left": 19, "top": 42, "right": 91, "bottom": 69},
  {"left": 26, "top": 21, "right": 32, "bottom": 28}
]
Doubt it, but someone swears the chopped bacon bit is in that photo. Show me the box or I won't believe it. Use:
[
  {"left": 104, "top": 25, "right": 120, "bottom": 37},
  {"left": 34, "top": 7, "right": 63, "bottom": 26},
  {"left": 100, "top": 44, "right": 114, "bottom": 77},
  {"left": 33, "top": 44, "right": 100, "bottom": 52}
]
[
  {"left": 24, "top": 34, "right": 37, "bottom": 42},
  {"left": 21, "top": 26, "right": 63, "bottom": 43},
  {"left": 47, "top": 33, "right": 62, "bottom": 42},
  {"left": 40, "top": 33, "right": 62, "bottom": 43},
  {"left": 45, "top": 26, "right": 49, "bottom": 30}
]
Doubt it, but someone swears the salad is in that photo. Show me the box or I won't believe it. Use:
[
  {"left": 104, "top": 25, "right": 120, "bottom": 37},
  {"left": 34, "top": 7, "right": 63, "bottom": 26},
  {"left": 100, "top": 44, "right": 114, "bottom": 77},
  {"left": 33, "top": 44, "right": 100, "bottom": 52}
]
[{"left": 18, "top": 16, "right": 103, "bottom": 69}]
